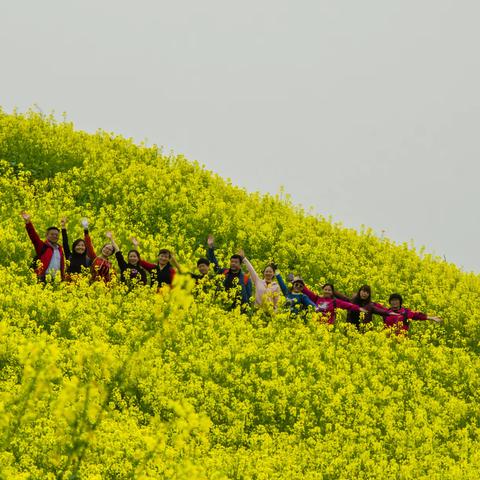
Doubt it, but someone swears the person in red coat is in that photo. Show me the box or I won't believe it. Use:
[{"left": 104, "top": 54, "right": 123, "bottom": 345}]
[
  {"left": 383, "top": 293, "right": 442, "bottom": 333},
  {"left": 21, "top": 211, "right": 65, "bottom": 282}
]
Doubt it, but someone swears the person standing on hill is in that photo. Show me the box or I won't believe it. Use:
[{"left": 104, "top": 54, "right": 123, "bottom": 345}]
[
  {"left": 107, "top": 234, "right": 148, "bottom": 287},
  {"left": 383, "top": 293, "right": 442, "bottom": 333},
  {"left": 238, "top": 249, "right": 281, "bottom": 310},
  {"left": 132, "top": 237, "right": 180, "bottom": 289},
  {"left": 83, "top": 222, "right": 115, "bottom": 282},
  {"left": 206, "top": 234, "right": 252, "bottom": 308},
  {"left": 276, "top": 272, "right": 318, "bottom": 313},
  {"left": 21, "top": 211, "right": 65, "bottom": 282},
  {"left": 60, "top": 217, "right": 92, "bottom": 277},
  {"left": 334, "top": 285, "right": 394, "bottom": 330},
  {"left": 302, "top": 282, "right": 367, "bottom": 324}
]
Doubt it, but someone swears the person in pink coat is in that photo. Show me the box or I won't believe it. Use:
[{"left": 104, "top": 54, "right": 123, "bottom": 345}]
[
  {"left": 383, "top": 293, "right": 442, "bottom": 333},
  {"left": 239, "top": 250, "right": 281, "bottom": 310},
  {"left": 302, "top": 282, "right": 367, "bottom": 324}
]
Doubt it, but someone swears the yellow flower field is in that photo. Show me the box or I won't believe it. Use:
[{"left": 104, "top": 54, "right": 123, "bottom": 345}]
[{"left": 0, "top": 109, "right": 479, "bottom": 479}]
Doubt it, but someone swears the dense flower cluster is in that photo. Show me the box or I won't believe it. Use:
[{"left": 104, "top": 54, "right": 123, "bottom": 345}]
[{"left": 0, "top": 109, "right": 479, "bottom": 478}]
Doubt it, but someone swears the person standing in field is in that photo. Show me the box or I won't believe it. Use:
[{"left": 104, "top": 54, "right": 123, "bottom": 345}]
[
  {"left": 334, "top": 285, "right": 395, "bottom": 330},
  {"left": 383, "top": 293, "right": 442, "bottom": 333},
  {"left": 21, "top": 211, "right": 65, "bottom": 282},
  {"left": 60, "top": 217, "right": 92, "bottom": 278},
  {"left": 206, "top": 234, "right": 252, "bottom": 308},
  {"left": 238, "top": 249, "right": 281, "bottom": 310},
  {"left": 276, "top": 272, "right": 318, "bottom": 313},
  {"left": 302, "top": 282, "right": 367, "bottom": 324},
  {"left": 83, "top": 222, "right": 115, "bottom": 282},
  {"left": 106, "top": 234, "right": 148, "bottom": 287},
  {"left": 132, "top": 237, "right": 180, "bottom": 289}
]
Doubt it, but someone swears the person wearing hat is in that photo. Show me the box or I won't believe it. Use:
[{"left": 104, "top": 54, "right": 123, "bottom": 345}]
[
  {"left": 382, "top": 293, "right": 442, "bottom": 333},
  {"left": 275, "top": 271, "right": 318, "bottom": 313}
]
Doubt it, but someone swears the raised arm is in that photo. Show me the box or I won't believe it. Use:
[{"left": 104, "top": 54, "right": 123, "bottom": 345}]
[
  {"left": 21, "top": 212, "right": 44, "bottom": 254},
  {"left": 333, "top": 290, "right": 352, "bottom": 302},
  {"left": 170, "top": 253, "right": 182, "bottom": 274},
  {"left": 206, "top": 234, "right": 221, "bottom": 273},
  {"left": 82, "top": 218, "right": 97, "bottom": 259},
  {"left": 60, "top": 217, "right": 71, "bottom": 258},
  {"left": 115, "top": 251, "right": 128, "bottom": 272},
  {"left": 302, "top": 284, "right": 321, "bottom": 304},
  {"left": 334, "top": 298, "right": 362, "bottom": 312},
  {"left": 240, "top": 253, "right": 260, "bottom": 287},
  {"left": 275, "top": 271, "right": 289, "bottom": 298},
  {"left": 302, "top": 294, "right": 318, "bottom": 309}
]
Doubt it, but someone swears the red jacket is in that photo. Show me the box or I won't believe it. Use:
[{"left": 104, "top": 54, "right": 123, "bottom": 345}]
[
  {"left": 383, "top": 307, "right": 428, "bottom": 332},
  {"left": 84, "top": 231, "right": 112, "bottom": 282},
  {"left": 26, "top": 222, "right": 65, "bottom": 279},
  {"left": 302, "top": 285, "right": 361, "bottom": 324}
]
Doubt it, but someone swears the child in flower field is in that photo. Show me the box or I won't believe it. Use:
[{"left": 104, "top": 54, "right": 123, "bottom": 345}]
[
  {"left": 238, "top": 249, "right": 281, "bottom": 310},
  {"left": 276, "top": 272, "right": 318, "bottom": 313},
  {"left": 108, "top": 234, "right": 148, "bottom": 287},
  {"left": 383, "top": 293, "right": 442, "bottom": 333},
  {"left": 60, "top": 217, "right": 92, "bottom": 277},
  {"left": 302, "top": 282, "right": 367, "bottom": 324},
  {"left": 334, "top": 285, "right": 394, "bottom": 329},
  {"left": 133, "top": 238, "right": 179, "bottom": 289},
  {"left": 21, "top": 211, "right": 65, "bottom": 282},
  {"left": 83, "top": 223, "right": 115, "bottom": 282},
  {"left": 206, "top": 234, "right": 252, "bottom": 308}
]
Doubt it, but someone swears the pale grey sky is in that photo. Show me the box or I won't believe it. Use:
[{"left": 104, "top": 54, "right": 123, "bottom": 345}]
[{"left": 2, "top": 0, "right": 479, "bottom": 272}]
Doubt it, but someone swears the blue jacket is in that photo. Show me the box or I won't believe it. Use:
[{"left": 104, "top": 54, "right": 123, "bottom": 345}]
[{"left": 276, "top": 273, "right": 317, "bottom": 312}]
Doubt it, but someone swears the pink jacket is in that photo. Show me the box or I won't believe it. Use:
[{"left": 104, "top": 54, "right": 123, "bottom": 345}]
[
  {"left": 302, "top": 285, "right": 361, "bottom": 324},
  {"left": 383, "top": 307, "right": 428, "bottom": 332},
  {"left": 242, "top": 257, "right": 281, "bottom": 309}
]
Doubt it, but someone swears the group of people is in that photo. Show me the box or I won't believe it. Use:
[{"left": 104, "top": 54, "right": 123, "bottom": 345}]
[{"left": 21, "top": 212, "right": 443, "bottom": 333}]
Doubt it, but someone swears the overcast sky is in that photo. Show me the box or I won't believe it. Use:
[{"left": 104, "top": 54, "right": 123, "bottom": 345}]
[{"left": 2, "top": 0, "right": 479, "bottom": 272}]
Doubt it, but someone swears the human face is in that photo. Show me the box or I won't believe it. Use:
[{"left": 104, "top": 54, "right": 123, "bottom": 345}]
[
  {"left": 198, "top": 263, "right": 209, "bottom": 276},
  {"left": 158, "top": 252, "right": 170, "bottom": 266},
  {"left": 359, "top": 289, "right": 370, "bottom": 300},
  {"left": 230, "top": 258, "right": 241, "bottom": 272},
  {"left": 390, "top": 298, "right": 401, "bottom": 310},
  {"left": 292, "top": 281, "right": 303, "bottom": 293},
  {"left": 128, "top": 251, "right": 139, "bottom": 265},
  {"left": 263, "top": 266, "right": 274, "bottom": 282},
  {"left": 46, "top": 229, "right": 59, "bottom": 244},
  {"left": 322, "top": 285, "right": 334, "bottom": 298},
  {"left": 74, "top": 241, "right": 86, "bottom": 254},
  {"left": 102, "top": 244, "right": 114, "bottom": 257}
]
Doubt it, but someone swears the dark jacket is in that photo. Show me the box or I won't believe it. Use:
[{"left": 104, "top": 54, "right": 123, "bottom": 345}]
[
  {"left": 115, "top": 251, "right": 148, "bottom": 286},
  {"left": 139, "top": 260, "right": 176, "bottom": 288},
  {"left": 62, "top": 228, "right": 91, "bottom": 274}
]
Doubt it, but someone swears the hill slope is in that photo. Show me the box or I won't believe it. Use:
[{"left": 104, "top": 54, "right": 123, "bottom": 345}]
[{"left": 0, "top": 109, "right": 479, "bottom": 479}]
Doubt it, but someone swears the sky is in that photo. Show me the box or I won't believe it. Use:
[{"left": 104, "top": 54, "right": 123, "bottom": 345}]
[{"left": 1, "top": 0, "right": 479, "bottom": 272}]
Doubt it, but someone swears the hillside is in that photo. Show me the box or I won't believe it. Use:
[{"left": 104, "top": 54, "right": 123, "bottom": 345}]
[{"left": 0, "top": 109, "right": 479, "bottom": 479}]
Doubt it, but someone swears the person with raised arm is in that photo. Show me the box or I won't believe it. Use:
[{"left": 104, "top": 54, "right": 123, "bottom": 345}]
[
  {"left": 238, "top": 249, "right": 281, "bottom": 310},
  {"left": 334, "top": 285, "right": 395, "bottom": 330},
  {"left": 83, "top": 222, "right": 115, "bottom": 282},
  {"left": 132, "top": 237, "right": 178, "bottom": 289},
  {"left": 383, "top": 293, "right": 442, "bottom": 333},
  {"left": 302, "top": 282, "right": 368, "bottom": 324},
  {"left": 275, "top": 271, "right": 317, "bottom": 313},
  {"left": 21, "top": 211, "right": 65, "bottom": 282},
  {"left": 60, "top": 217, "right": 92, "bottom": 277},
  {"left": 206, "top": 234, "right": 252, "bottom": 307},
  {"left": 108, "top": 235, "right": 148, "bottom": 287}
]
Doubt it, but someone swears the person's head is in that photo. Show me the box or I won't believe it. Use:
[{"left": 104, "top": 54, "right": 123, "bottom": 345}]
[
  {"left": 292, "top": 276, "right": 305, "bottom": 293},
  {"left": 322, "top": 283, "right": 335, "bottom": 298},
  {"left": 389, "top": 293, "right": 403, "bottom": 309},
  {"left": 101, "top": 243, "right": 115, "bottom": 257},
  {"left": 230, "top": 254, "right": 243, "bottom": 272},
  {"left": 197, "top": 257, "right": 210, "bottom": 276},
  {"left": 158, "top": 248, "right": 171, "bottom": 266},
  {"left": 72, "top": 238, "right": 86, "bottom": 255},
  {"left": 46, "top": 227, "right": 60, "bottom": 244},
  {"left": 263, "top": 264, "right": 275, "bottom": 282},
  {"left": 358, "top": 285, "right": 372, "bottom": 302},
  {"left": 128, "top": 249, "right": 140, "bottom": 265}
]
